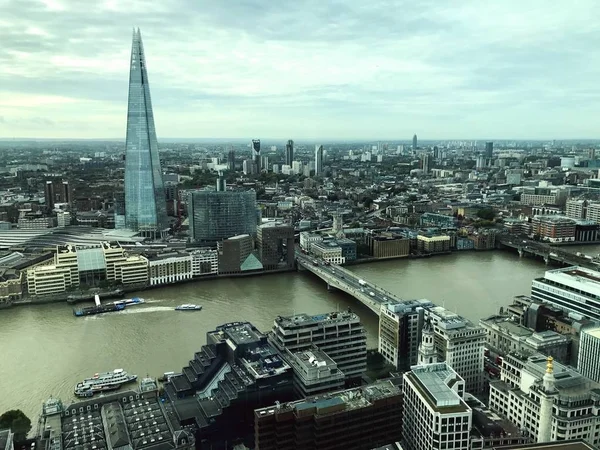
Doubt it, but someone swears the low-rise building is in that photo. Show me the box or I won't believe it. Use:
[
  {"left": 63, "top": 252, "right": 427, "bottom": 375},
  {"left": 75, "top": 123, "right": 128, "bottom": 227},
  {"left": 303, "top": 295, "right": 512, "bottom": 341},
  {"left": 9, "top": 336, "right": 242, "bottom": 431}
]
[
  {"left": 190, "top": 248, "right": 218, "bottom": 276},
  {"left": 532, "top": 215, "right": 576, "bottom": 242},
  {"left": 257, "top": 222, "right": 294, "bottom": 270},
  {"left": 403, "top": 362, "right": 472, "bottom": 450},
  {"left": 0, "top": 269, "right": 22, "bottom": 304},
  {"left": 417, "top": 234, "right": 451, "bottom": 253},
  {"left": 254, "top": 379, "right": 402, "bottom": 450},
  {"left": 148, "top": 253, "right": 193, "bottom": 286},
  {"left": 367, "top": 232, "right": 411, "bottom": 258},
  {"left": 310, "top": 241, "right": 345, "bottom": 265},
  {"left": 299, "top": 232, "right": 323, "bottom": 252},
  {"left": 420, "top": 212, "right": 457, "bottom": 228}
]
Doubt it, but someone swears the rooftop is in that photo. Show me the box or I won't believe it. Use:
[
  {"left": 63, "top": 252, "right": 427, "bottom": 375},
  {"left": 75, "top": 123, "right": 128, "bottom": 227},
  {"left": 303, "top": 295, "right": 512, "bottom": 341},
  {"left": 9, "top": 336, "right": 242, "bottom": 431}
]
[
  {"left": 275, "top": 310, "right": 360, "bottom": 328},
  {"left": 492, "top": 440, "right": 598, "bottom": 450},
  {"left": 210, "top": 322, "right": 264, "bottom": 346},
  {"left": 583, "top": 327, "right": 600, "bottom": 340},
  {"left": 255, "top": 379, "right": 400, "bottom": 418},
  {"left": 406, "top": 363, "right": 470, "bottom": 413}
]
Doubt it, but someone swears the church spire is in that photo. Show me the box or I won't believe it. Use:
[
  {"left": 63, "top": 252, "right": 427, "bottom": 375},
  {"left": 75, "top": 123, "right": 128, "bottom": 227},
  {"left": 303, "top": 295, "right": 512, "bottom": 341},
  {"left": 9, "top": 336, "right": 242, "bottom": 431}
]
[{"left": 418, "top": 320, "right": 437, "bottom": 365}]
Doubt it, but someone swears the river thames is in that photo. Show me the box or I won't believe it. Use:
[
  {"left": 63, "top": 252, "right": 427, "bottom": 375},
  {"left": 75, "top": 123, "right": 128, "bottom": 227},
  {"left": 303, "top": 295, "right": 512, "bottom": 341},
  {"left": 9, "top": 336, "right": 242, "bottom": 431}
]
[{"left": 1, "top": 248, "right": 584, "bottom": 421}]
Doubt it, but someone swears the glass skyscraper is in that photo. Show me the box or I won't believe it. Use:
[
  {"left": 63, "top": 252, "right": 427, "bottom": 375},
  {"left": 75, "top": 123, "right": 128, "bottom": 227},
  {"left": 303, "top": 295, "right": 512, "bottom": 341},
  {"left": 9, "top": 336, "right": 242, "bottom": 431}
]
[
  {"left": 188, "top": 190, "right": 258, "bottom": 243},
  {"left": 124, "top": 29, "right": 167, "bottom": 238}
]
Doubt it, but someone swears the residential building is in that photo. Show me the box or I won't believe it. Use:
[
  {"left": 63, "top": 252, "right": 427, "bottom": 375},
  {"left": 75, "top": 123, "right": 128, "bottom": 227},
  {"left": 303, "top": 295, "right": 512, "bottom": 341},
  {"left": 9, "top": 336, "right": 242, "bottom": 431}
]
[
  {"left": 586, "top": 202, "right": 600, "bottom": 224},
  {"left": 310, "top": 241, "right": 345, "bottom": 265},
  {"left": 577, "top": 327, "right": 600, "bottom": 383},
  {"left": 148, "top": 253, "right": 192, "bottom": 286},
  {"left": 469, "top": 232, "right": 497, "bottom": 250},
  {"left": 188, "top": 190, "right": 257, "bottom": 243},
  {"left": 402, "top": 363, "right": 472, "bottom": 450},
  {"left": 417, "top": 235, "right": 451, "bottom": 253},
  {"left": 124, "top": 29, "right": 167, "bottom": 238},
  {"left": 269, "top": 311, "right": 367, "bottom": 382},
  {"left": 243, "top": 159, "right": 256, "bottom": 175},
  {"left": 425, "top": 306, "right": 486, "bottom": 394},
  {"left": 521, "top": 187, "right": 567, "bottom": 207},
  {"left": 252, "top": 139, "right": 261, "bottom": 171},
  {"left": 18, "top": 216, "right": 55, "bottom": 229},
  {"left": 0, "top": 269, "right": 22, "bottom": 304},
  {"left": 284, "top": 345, "right": 344, "bottom": 398},
  {"left": 254, "top": 379, "right": 402, "bottom": 450},
  {"left": 190, "top": 248, "right": 218, "bottom": 277},
  {"left": 489, "top": 353, "right": 600, "bottom": 446},
  {"left": 378, "top": 300, "right": 433, "bottom": 371},
  {"left": 256, "top": 223, "right": 294, "bottom": 270},
  {"left": 314, "top": 144, "right": 323, "bottom": 176},
  {"left": 420, "top": 213, "right": 457, "bottom": 228},
  {"left": 56, "top": 211, "right": 71, "bottom": 227},
  {"left": 422, "top": 153, "right": 431, "bottom": 174},
  {"left": 531, "top": 266, "right": 600, "bottom": 321},
  {"left": 531, "top": 215, "right": 576, "bottom": 242}
]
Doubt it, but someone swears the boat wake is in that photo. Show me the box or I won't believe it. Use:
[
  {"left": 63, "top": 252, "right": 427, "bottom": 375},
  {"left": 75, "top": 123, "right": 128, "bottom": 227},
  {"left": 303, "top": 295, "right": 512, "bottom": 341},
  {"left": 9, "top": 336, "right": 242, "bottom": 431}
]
[{"left": 119, "top": 306, "right": 173, "bottom": 315}]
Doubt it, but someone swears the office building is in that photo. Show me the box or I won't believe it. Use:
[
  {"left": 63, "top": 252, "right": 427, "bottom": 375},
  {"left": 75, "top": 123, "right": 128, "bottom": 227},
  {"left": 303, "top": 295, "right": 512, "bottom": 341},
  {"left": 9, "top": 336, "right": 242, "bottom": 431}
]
[
  {"left": 566, "top": 199, "right": 587, "bottom": 220},
  {"left": 422, "top": 153, "right": 430, "bottom": 174},
  {"left": 531, "top": 266, "right": 600, "bottom": 321},
  {"left": 485, "top": 142, "right": 494, "bottom": 159},
  {"left": 148, "top": 252, "right": 192, "bottom": 286},
  {"left": 189, "top": 248, "right": 219, "bottom": 277},
  {"left": 489, "top": 353, "right": 600, "bottom": 446},
  {"left": 252, "top": 139, "right": 261, "bottom": 171},
  {"left": 243, "top": 159, "right": 257, "bottom": 175},
  {"left": 299, "top": 231, "right": 323, "bottom": 252},
  {"left": 163, "top": 322, "right": 294, "bottom": 448},
  {"left": 314, "top": 144, "right": 323, "bottom": 176},
  {"left": 124, "top": 29, "right": 167, "bottom": 238},
  {"left": 256, "top": 222, "right": 294, "bottom": 270},
  {"left": 402, "top": 363, "right": 472, "bottom": 450},
  {"left": 217, "top": 234, "right": 259, "bottom": 274},
  {"left": 479, "top": 315, "right": 571, "bottom": 364},
  {"left": 367, "top": 231, "right": 411, "bottom": 258},
  {"left": 417, "top": 235, "right": 451, "bottom": 253},
  {"left": 254, "top": 379, "right": 402, "bottom": 450},
  {"left": 269, "top": 311, "right": 367, "bottom": 382},
  {"left": 378, "top": 300, "right": 433, "bottom": 370},
  {"left": 412, "top": 134, "right": 418, "bottom": 149},
  {"left": 27, "top": 242, "right": 149, "bottom": 296},
  {"left": 520, "top": 187, "right": 566, "bottom": 207},
  {"left": 586, "top": 202, "right": 600, "bottom": 224},
  {"left": 187, "top": 190, "right": 257, "bottom": 243},
  {"left": 577, "top": 327, "right": 600, "bottom": 383},
  {"left": 285, "top": 139, "right": 294, "bottom": 166},
  {"left": 227, "top": 149, "right": 235, "bottom": 171},
  {"left": 45, "top": 180, "right": 72, "bottom": 210},
  {"left": 425, "top": 306, "right": 486, "bottom": 394},
  {"left": 310, "top": 241, "right": 345, "bottom": 265},
  {"left": 284, "top": 345, "right": 345, "bottom": 398}
]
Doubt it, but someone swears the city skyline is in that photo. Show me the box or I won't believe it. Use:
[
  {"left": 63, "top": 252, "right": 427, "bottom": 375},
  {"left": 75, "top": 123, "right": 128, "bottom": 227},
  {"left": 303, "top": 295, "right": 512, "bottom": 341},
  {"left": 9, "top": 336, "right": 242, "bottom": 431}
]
[{"left": 1, "top": 1, "right": 600, "bottom": 140}]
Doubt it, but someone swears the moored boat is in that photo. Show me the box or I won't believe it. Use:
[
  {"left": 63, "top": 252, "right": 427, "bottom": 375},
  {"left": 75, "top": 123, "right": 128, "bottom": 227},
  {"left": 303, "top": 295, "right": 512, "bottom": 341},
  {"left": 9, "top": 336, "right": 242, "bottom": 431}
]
[{"left": 74, "top": 368, "right": 137, "bottom": 398}]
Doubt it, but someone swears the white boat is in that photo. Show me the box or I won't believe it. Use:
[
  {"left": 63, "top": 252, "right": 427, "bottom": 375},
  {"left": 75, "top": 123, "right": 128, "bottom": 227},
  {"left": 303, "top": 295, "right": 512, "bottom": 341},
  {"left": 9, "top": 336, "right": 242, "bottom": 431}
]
[
  {"left": 113, "top": 297, "right": 145, "bottom": 306},
  {"left": 74, "top": 368, "right": 137, "bottom": 397},
  {"left": 175, "top": 304, "right": 202, "bottom": 311}
]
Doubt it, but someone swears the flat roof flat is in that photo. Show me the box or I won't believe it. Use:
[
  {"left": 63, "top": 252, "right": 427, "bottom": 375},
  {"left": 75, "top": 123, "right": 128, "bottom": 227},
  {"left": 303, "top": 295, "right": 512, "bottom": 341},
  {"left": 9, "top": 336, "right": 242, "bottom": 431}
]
[{"left": 493, "top": 440, "right": 598, "bottom": 450}]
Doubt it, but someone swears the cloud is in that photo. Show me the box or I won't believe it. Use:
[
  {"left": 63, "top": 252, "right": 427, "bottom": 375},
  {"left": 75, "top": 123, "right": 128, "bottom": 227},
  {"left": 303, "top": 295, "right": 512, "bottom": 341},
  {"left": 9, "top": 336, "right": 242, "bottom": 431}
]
[{"left": 0, "top": 0, "right": 599, "bottom": 139}]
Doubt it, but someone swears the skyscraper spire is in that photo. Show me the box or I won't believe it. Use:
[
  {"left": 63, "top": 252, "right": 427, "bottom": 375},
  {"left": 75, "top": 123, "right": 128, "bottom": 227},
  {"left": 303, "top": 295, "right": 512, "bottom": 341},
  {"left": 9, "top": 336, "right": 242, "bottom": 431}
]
[{"left": 124, "top": 29, "right": 167, "bottom": 239}]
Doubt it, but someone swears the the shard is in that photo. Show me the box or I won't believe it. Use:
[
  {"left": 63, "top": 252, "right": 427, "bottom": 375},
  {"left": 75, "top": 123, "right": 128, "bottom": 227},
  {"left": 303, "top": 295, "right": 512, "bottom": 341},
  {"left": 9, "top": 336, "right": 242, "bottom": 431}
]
[{"left": 124, "top": 28, "right": 167, "bottom": 238}]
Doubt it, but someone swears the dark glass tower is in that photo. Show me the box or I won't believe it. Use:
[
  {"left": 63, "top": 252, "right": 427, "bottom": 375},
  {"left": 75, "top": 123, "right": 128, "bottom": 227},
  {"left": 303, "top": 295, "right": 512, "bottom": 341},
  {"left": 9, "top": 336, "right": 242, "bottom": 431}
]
[
  {"left": 124, "top": 28, "right": 167, "bottom": 238},
  {"left": 285, "top": 139, "right": 294, "bottom": 166}
]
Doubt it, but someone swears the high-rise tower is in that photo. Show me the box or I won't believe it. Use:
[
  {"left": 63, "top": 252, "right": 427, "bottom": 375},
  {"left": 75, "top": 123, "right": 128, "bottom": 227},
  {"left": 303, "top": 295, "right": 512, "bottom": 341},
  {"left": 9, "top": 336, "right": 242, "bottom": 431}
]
[
  {"left": 124, "top": 28, "right": 167, "bottom": 239},
  {"left": 314, "top": 144, "right": 323, "bottom": 176},
  {"left": 412, "top": 134, "right": 418, "bottom": 150},
  {"left": 252, "top": 139, "right": 261, "bottom": 172},
  {"left": 285, "top": 139, "right": 294, "bottom": 166}
]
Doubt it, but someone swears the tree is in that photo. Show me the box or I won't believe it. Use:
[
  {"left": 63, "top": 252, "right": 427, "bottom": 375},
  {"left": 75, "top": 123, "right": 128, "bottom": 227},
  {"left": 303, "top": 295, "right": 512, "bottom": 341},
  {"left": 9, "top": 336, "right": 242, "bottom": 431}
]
[
  {"left": 0, "top": 410, "right": 32, "bottom": 443},
  {"left": 477, "top": 208, "right": 496, "bottom": 221}
]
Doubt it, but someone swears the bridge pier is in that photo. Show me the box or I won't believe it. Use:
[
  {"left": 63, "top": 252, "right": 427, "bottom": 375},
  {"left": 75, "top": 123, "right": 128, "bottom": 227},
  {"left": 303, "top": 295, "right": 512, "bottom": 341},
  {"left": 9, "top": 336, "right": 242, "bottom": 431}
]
[
  {"left": 327, "top": 282, "right": 338, "bottom": 292},
  {"left": 518, "top": 248, "right": 523, "bottom": 258},
  {"left": 544, "top": 255, "right": 549, "bottom": 265}
]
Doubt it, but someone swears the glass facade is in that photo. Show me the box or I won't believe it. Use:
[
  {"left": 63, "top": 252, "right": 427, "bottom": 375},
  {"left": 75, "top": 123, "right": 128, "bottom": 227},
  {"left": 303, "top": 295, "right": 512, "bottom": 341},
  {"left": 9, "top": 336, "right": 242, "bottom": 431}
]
[
  {"left": 188, "top": 190, "right": 258, "bottom": 243},
  {"left": 124, "top": 29, "right": 167, "bottom": 238}
]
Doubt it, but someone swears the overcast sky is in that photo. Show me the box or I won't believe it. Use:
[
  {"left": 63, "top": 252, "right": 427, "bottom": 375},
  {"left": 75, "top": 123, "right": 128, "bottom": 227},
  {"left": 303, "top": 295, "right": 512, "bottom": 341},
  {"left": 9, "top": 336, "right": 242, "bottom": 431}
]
[{"left": 0, "top": 0, "right": 599, "bottom": 140}]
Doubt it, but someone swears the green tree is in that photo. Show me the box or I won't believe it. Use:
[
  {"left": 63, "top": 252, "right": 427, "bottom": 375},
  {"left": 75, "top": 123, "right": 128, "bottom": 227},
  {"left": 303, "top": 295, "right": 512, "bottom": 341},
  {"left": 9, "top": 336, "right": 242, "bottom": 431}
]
[
  {"left": 0, "top": 410, "right": 32, "bottom": 443},
  {"left": 477, "top": 208, "right": 496, "bottom": 221}
]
